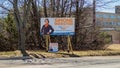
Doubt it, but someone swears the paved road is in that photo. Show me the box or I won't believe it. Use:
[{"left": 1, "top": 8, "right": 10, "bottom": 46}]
[{"left": 0, "top": 56, "right": 120, "bottom": 68}]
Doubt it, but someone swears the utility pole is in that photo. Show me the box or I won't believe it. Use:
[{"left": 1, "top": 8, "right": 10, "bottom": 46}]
[
  {"left": 93, "top": 0, "right": 96, "bottom": 29},
  {"left": 91, "top": 0, "right": 96, "bottom": 42}
]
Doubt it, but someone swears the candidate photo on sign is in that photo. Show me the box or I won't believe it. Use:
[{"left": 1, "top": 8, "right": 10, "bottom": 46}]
[{"left": 41, "top": 19, "right": 54, "bottom": 35}]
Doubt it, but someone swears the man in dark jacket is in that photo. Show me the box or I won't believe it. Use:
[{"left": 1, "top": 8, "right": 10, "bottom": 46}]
[{"left": 41, "top": 19, "right": 54, "bottom": 35}]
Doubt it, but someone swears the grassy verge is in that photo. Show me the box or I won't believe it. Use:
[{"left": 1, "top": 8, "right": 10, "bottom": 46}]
[
  {"left": 0, "top": 50, "right": 22, "bottom": 58},
  {"left": 27, "top": 50, "right": 120, "bottom": 58},
  {"left": 0, "top": 44, "right": 120, "bottom": 58}
]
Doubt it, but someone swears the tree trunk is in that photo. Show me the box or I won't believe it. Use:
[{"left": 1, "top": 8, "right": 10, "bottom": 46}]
[
  {"left": 56, "top": 0, "right": 60, "bottom": 16},
  {"left": 75, "top": 0, "right": 79, "bottom": 47},
  {"left": 50, "top": 0, "right": 55, "bottom": 17},
  {"left": 31, "top": 0, "right": 45, "bottom": 49},
  {"left": 13, "top": 0, "right": 29, "bottom": 56},
  {"left": 44, "top": 0, "right": 48, "bottom": 17}
]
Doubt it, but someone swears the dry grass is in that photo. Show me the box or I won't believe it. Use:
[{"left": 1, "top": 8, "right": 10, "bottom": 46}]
[
  {"left": 107, "top": 44, "right": 120, "bottom": 50},
  {"left": 0, "top": 44, "right": 120, "bottom": 58},
  {"left": 27, "top": 44, "right": 120, "bottom": 58},
  {"left": 0, "top": 50, "right": 22, "bottom": 58}
]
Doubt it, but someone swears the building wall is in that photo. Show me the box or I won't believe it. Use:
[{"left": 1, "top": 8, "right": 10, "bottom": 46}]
[
  {"left": 96, "top": 12, "right": 120, "bottom": 28},
  {"left": 107, "top": 31, "right": 120, "bottom": 44},
  {"left": 115, "top": 6, "right": 120, "bottom": 14},
  {"left": 96, "top": 12, "right": 120, "bottom": 44}
]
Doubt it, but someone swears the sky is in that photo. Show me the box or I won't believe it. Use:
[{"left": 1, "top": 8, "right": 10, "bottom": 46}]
[
  {"left": 0, "top": 0, "right": 12, "bottom": 18},
  {"left": 96, "top": 0, "right": 120, "bottom": 13}
]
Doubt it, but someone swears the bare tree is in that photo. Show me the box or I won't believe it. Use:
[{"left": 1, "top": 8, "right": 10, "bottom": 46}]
[{"left": 13, "top": 0, "right": 32, "bottom": 56}]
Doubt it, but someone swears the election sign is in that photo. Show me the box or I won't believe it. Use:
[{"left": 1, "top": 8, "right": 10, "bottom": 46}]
[
  {"left": 49, "top": 43, "right": 58, "bottom": 52},
  {"left": 40, "top": 18, "right": 75, "bottom": 35}
]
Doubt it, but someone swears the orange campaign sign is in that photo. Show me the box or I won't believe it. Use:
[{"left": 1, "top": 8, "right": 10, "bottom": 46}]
[{"left": 40, "top": 18, "right": 75, "bottom": 35}]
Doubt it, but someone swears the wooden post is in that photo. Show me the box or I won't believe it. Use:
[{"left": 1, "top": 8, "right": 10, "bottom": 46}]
[{"left": 67, "top": 35, "right": 73, "bottom": 54}]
